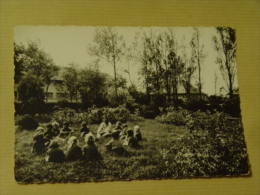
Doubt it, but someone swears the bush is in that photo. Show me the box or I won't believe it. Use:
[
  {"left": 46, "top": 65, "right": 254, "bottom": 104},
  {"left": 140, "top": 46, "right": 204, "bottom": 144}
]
[
  {"left": 183, "top": 98, "right": 209, "bottom": 112},
  {"left": 17, "top": 115, "right": 39, "bottom": 130},
  {"left": 222, "top": 96, "right": 241, "bottom": 117},
  {"left": 34, "top": 114, "right": 52, "bottom": 123},
  {"left": 141, "top": 105, "right": 158, "bottom": 119},
  {"left": 155, "top": 107, "right": 189, "bottom": 126},
  {"left": 52, "top": 105, "right": 132, "bottom": 125}
]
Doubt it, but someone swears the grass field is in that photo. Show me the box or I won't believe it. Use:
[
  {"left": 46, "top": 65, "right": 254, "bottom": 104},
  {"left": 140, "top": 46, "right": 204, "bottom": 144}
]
[{"left": 15, "top": 119, "right": 249, "bottom": 183}]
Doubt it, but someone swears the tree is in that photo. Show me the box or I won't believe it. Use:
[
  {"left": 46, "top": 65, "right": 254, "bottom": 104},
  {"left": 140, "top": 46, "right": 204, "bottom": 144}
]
[
  {"left": 78, "top": 67, "right": 108, "bottom": 107},
  {"left": 190, "top": 28, "right": 207, "bottom": 99},
  {"left": 213, "top": 27, "right": 237, "bottom": 98},
  {"left": 14, "top": 41, "right": 60, "bottom": 102},
  {"left": 62, "top": 63, "right": 79, "bottom": 103},
  {"left": 138, "top": 30, "right": 165, "bottom": 103},
  {"left": 14, "top": 43, "right": 26, "bottom": 83},
  {"left": 168, "top": 52, "right": 184, "bottom": 104},
  {"left": 88, "top": 27, "right": 125, "bottom": 105},
  {"left": 17, "top": 73, "right": 45, "bottom": 114},
  {"left": 164, "top": 29, "right": 185, "bottom": 104},
  {"left": 180, "top": 42, "right": 196, "bottom": 99}
]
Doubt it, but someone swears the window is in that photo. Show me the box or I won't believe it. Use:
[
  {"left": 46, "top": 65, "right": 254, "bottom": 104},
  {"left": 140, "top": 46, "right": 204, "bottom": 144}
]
[
  {"left": 56, "top": 93, "right": 68, "bottom": 98},
  {"left": 45, "top": 92, "right": 53, "bottom": 99}
]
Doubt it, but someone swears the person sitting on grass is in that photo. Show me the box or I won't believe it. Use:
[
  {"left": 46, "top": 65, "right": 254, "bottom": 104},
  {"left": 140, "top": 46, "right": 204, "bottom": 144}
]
[
  {"left": 80, "top": 121, "right": 90, "bottom": 137},
  {"left": 119, "top": 124, "right": 128, "bottom": 139},
  {"left": 43, "top": 124, "right": 56, "bottom": 140},
  {"left": 123, "top": 129, "right": 139, "bottom": 148},
  {"left": 111, "top": 121, "right": 123, "bottom": 134},
  {"left": 52, "top": 121, "right": 60, "bottom": 137},
  {"left": 105, "top": 131, "right": 126, "bottom": 155},
  {"left": 134, "top": 125, "right": 143, "bottom": 142},
  {"left": 66, "top": 136, "right": 82, "bottom": 161},
  {"left": 31, "top": 133, "right": 46, "bottom": 155},
  {"left": 45, "top": 140, "right": 66, "bottom": 163},
  {"left": 59, "top": 121, "right": 74, "bottom": 140},
  {"left": 36, "top": 126, "right": 45, "bottom": 134},
  {"left": 97, "top": 117, "right": 112, "bottom": 139},
  {"left": 83, "top": 134, "right": 101, "bottom": 160}
]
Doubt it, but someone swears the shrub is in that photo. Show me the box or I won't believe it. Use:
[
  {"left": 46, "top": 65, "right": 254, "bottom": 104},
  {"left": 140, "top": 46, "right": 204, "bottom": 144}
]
[
  {"left": 52, "top": 105, "right": 132, "bottom": 125},
  {"left": 156, "top": 107, "right": 189, "bottom": 126},
  {"left": 156, "top": 106, "right": 235, "bottom": 139},
  {"left": 17, "top": 115, "right": 39, "bottom": 130},
  {"left": 34, "top": 114, "right": 52, "bottom": 123},
  {"left": 222, "top": 96, "right": 241, "bottom": 117},
  {"left": 183, "top": 98, "right": 209, "bottom": 112}
]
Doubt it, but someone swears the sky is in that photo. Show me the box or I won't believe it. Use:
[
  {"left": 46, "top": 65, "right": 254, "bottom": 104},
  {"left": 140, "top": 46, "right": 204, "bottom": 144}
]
[{"left": 14, "top": 26, "right": 239, "bottom": 96}]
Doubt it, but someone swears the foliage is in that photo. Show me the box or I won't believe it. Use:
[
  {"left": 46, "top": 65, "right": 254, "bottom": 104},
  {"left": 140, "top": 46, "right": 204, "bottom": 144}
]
[
  {"left": 17, "top": 74, "right": 45, "bottom": 115},
  {"left": 14, "top": 41, "right": 60, "bottom": 102},
  {"left": 156, "top": 106, "right": 235, "bottom": 139},
  {"left": 33, "top": 114, "right": 53, "bottom": 123},
  {"left": 156, "top": 107, "right": 189, "bottom": 126},
  {"left": 17, "top": 115, "right": 39, "bottom": 130},
  {"left": 182, "top": 98, "right": 209, "bottom": 112},
  {"left": 190, "top": 28, "right": 207, "bottom": 99},
  {"left": 88, "top": 27, "right": 126, "bottom": 104},
  {"left": 78, "top": 67, "right": 108, "bottom": 107},
  {"left": 15, "top": 119, "right": 248, "bottom": 183},
  {"left": 62, "top": 63, "right": 80, "bottom": 103},
  {"left": 52, "top": 105, "right": 135, "bottom": 125},
  {"left": 213, "top": 27, "right": 237, "bottom": 97}
]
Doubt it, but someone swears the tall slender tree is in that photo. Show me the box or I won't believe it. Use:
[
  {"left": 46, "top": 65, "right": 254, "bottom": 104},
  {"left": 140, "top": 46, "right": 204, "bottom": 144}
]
[
  {"left": 213, "top": 27, "right": 237, "bottom": 98},
  {"left": 190, "top": 28, "right": 207, "bottom": 99},
  {"left": 179, "top": 38, "right": 196, "bottom": 99},
  {"left": 88, "top": 27, "right": 125, "bottom": 105}
]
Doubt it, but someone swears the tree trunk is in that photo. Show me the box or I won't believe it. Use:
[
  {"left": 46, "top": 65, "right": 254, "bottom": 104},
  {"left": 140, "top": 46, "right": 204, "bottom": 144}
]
[
  {"left": 113, "top": 55, "right": 118, "bottom": 105},
  {"left": 196, "top": 30, "right": 202, "bottom": 99},
  {"left": 45, "top": 83, "right": 50, "bottom": 103}
]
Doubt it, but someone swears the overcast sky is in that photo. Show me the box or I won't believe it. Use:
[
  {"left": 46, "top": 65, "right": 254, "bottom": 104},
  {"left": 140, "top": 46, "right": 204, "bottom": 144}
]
[{"left": 14, "top": 26, "right": 238, "bottom": 95}]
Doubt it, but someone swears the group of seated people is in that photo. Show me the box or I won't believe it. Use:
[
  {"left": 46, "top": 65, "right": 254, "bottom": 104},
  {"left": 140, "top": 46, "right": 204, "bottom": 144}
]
[{"left": 31, "top": 117, "right": 143, "bottom": 163}]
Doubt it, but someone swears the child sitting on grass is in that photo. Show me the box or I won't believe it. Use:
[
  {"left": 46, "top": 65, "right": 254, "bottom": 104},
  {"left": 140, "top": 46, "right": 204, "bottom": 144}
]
[
  {"left": 123, "top": 129, "right": 139, "bottom": 148},
  {"left": 59, "top": 121, "right": 74, "bottom": 140},
  {"left": 31, "top": 133, "right": 46, "bottom": 155},
  {"left": 66, "top": 136, "right": 82, "bottom": 161},
  {"left": 97, "top": 117, "right": 112, "bottom": 139},
  {"left": 43, "top": 124, "right": 56, "bottom": 140},
  {"left": 134, "top": 125, "right": 143, "bottom": 142},
  {"left": 52, "top": 121, "right": 60, "bottom": 137},
  {"left": 80, "top": 121, "right": 90, "bottom": 137},
  {"left": 108, "top": 121, "right": 123, "bottom": 137},
  {"left": 45, "top": 140, "right": 66, "bottom": 163},
  {"left": 83, "top": 134, "right": 101, "bottom": 160},
  {"left": 119, "top": 124, "right": 128, "bottom": 139},
  {"left": 112, "top": 121, "right": 123, "bottom": 133},
  {"left": 105, "top": 131, "right": 125, "bottom": 155},
  {"left": 36, "top": 126, "right": 45, "bottom": 134}
]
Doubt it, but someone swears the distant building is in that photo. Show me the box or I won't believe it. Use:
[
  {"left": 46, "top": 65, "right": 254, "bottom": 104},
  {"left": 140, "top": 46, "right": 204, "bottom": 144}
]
[
  {"left": 150, "top": 82, "right": 208, "bottom": 101},
  {"left": 14, "top": 69, "right": 80, "bottom": 104},
  {"left": 175, "top": 82, "right": 208, "bottom": 100}
]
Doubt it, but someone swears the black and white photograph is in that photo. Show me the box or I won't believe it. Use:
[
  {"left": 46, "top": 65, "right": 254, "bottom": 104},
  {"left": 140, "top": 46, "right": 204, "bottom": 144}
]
[{"left": 14, "top": 26, "right": 249, "bottom": 183}]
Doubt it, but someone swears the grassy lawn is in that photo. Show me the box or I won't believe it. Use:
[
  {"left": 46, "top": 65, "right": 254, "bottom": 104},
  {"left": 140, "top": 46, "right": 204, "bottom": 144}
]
[{"left": 15, "top": 119, "right": 248, "bottom": 183}]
